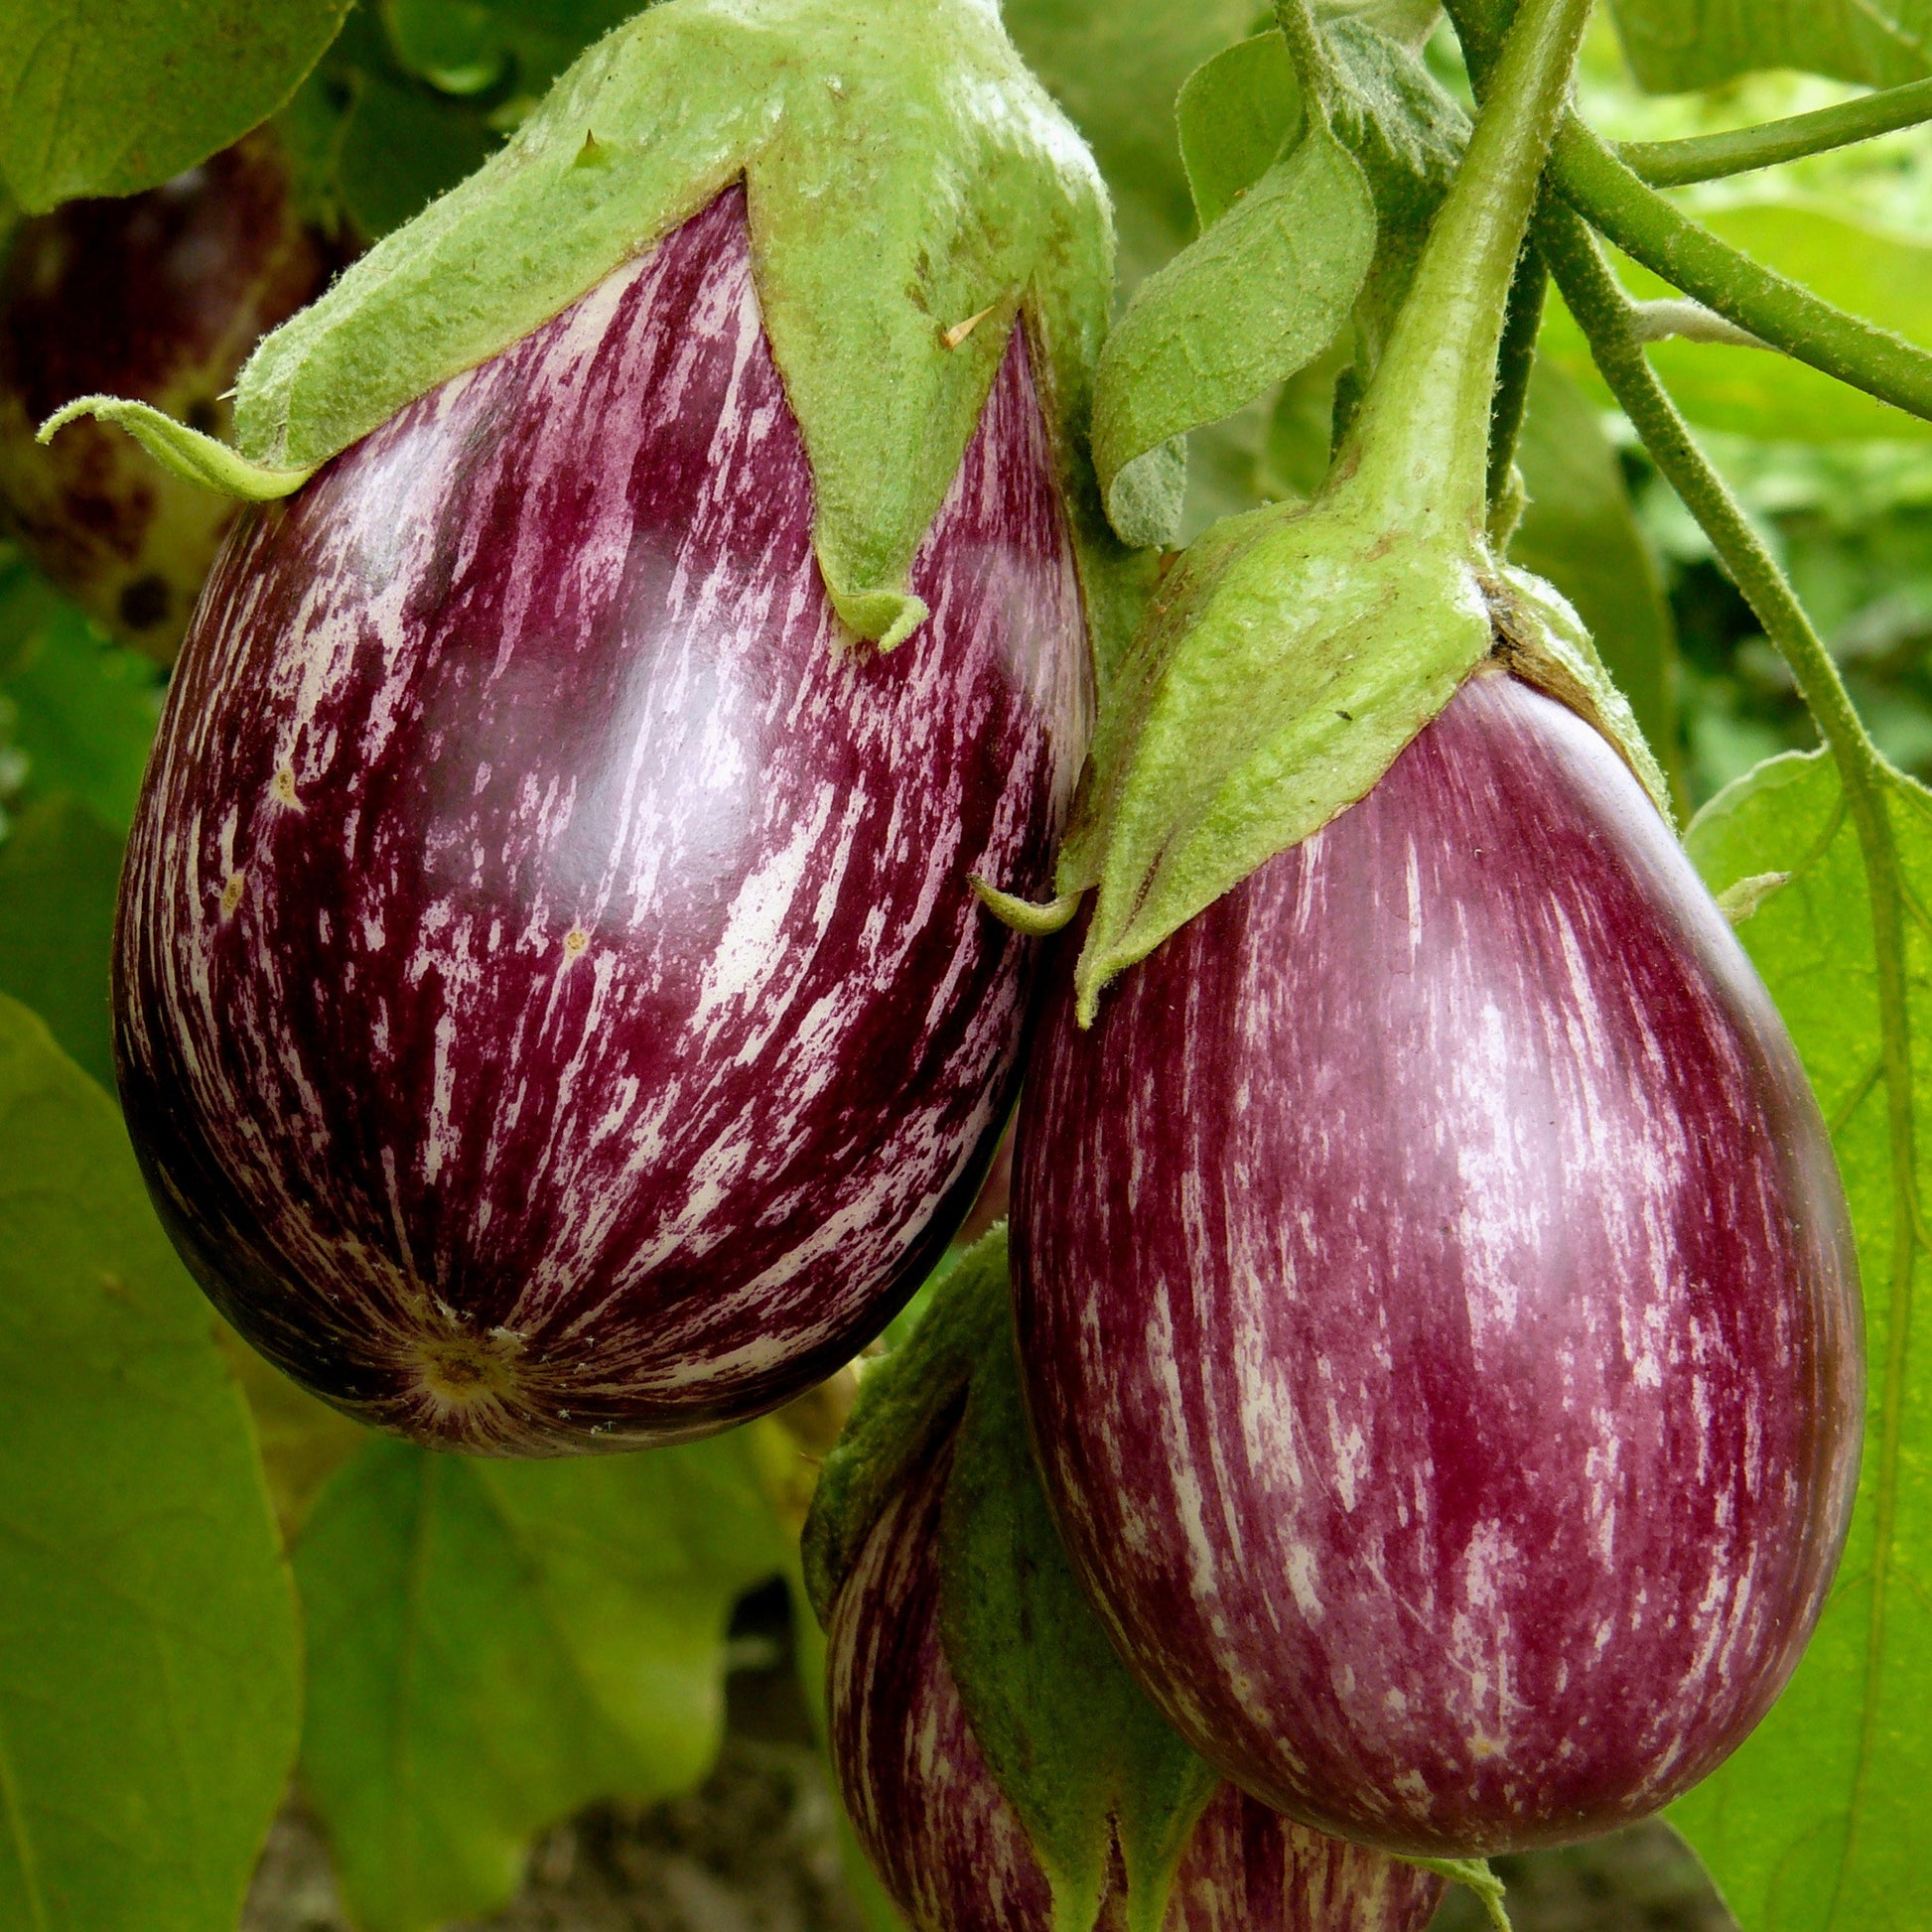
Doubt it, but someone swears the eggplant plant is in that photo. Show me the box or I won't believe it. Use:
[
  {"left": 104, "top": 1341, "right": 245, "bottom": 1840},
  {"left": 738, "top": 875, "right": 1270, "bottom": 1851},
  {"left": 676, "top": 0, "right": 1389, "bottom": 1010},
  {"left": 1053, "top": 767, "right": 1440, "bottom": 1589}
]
[{"left": 6, "top": 0, "right": 1932, "bottom": 1928}]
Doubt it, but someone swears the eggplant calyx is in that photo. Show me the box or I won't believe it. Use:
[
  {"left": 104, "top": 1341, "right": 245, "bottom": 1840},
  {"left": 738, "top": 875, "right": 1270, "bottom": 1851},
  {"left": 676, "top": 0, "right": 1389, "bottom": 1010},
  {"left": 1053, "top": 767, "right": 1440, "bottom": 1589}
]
[
  {"left": 969, "top": 876, "right": 1083, "bottom": 935},
  {"left": 158, "top": 0, "right": 1112, "bottom": 652},
  {"left": 37, "top": 396, "right": 314, "bottom": 500}
]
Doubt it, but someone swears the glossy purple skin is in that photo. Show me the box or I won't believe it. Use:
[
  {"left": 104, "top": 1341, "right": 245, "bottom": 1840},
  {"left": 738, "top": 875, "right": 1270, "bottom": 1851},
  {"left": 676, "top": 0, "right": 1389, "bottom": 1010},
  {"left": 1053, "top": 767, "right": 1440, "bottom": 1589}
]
[
  {"left": 114, "top": 187, "right": 1090, "bottom": 1452},
  {"left": 0, "top": 132, "right": 337, "bottom": 659},
  {"left": 1014, "top": 671, "right": 1863, "bottom": 1857},
  {"left": 828, "top": 1441, "right": 1445, "bottom": 1932}
]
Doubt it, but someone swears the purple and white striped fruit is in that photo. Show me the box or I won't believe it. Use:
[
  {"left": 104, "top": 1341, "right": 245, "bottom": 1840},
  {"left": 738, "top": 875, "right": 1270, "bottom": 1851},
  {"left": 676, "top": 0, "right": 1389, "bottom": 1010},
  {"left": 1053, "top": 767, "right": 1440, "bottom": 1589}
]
[
  {"left": 828, "top": 1437, "right": 1445, "bottom": 1932},
  {"left": 0, "top": 133, "right": 337, "bottom": 660},
  {"left": 114, "top": 187, "right": 1091, "bottom": 1452},
  {"left": 1014, "top": 670, "right": 1862, "bottom": 1856}
]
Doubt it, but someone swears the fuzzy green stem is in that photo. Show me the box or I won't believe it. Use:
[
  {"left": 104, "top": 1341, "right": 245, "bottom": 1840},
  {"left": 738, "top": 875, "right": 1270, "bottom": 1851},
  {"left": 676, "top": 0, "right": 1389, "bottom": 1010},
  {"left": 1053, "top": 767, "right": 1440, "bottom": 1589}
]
[
  {"left": 1273, "top": 0, "right": 1342, "bottom": 127},
  {"left": 1486, "top": 247, "right": 1548, "bottom": 536},
  {"left": 1539, "top": 198, "right": 1920, "bottom": 1863},
  {"left": 1335, "top": 0, "right": 1591, "bottom": 537},
  {"left": 1621, "top": 78, "right": 1932, "bottom": 187},
  {"left": 1444, "top": 0, "right": 1932, "bottom": 429},
  {"left": 1553, "top": 119, "right": 1932, "bottom": 424}
]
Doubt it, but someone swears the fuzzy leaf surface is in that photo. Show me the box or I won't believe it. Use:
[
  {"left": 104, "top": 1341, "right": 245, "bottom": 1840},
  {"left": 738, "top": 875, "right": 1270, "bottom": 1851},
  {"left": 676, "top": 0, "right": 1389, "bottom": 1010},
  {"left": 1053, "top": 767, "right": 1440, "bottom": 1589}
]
[
  {"left": 801, "top": 1229, "right": 1011, "bottom": 1626},
  {"left": 225, "top": 0, "right": 1113, "bottom": 648},
  {"left": 1092, "top": 124, "right": 1374, "bottom": 542},
  {"left": 1175, "top": 33, "right": 1305, "bottom": 232},
  {"left": 296, "top": 1430, "right": 788, "bottom": 1932},
  {"left": 0, "top": 0, "right": 351, "bottom": 209},
  {"left": 0, "top": 994, "right": 301, "bottom": 1931},
  {"left": 1607, "top": 0, "right": 1932, "bottom": 90},
  {"left": 1679, "top": 751, "right": 1932, "bottom": 1932},
  {"left": 940, "top": 1294, "right": 1218, "bottom": 1932}
]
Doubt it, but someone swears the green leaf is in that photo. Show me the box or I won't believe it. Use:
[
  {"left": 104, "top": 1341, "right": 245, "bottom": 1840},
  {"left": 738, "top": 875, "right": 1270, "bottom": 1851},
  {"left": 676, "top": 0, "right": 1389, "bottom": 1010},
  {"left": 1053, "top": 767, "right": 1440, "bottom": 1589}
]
[
  {"left": 0, "top": 991, "right": 301, "bottom": 1930},
  {"left": 940, "top": 1291, "right": 1218, "bottom": 1932},
  {"left": 1677, "top": 751, "right": 1932, "bottom": 1932},
  {"left": 1607, "top": 0, "right": 1932, "bottom": 91},
  {"left": 1091, "top": 125, "right": 1376, "bottom": 542},
  {"left": 1510, "top": 356, "right": 1683, "bottom": 805},
  {"left": 0, "top": 598, "right": 163, "bottom": 836},
  {"left": 1176, "top": 33, "right": 1304, "bottom": 231},
  {"left": 0, "top": 794, "right": 122, "bottom": 1090},
  {"left": 800, "top": 1229, "right": 1011, "bottom": 1626},
  {"left": 0, "top": 0, "right": 351, "bottom": 211},
  {"left": 1541, "top": 203, "right": 1932, "bottom": 445},
  {"left": 297, "top": 1428, "right": 789, "bottom": 1932},
  {"left": 1057, "top": 497, "right": 1494, "bottom": 1018},
  {"left": 37, "top": 399, "right": 314, "bottom": 501},
  {"left": 1002, "top": 0, "right": 1258, "bottom": 285}
]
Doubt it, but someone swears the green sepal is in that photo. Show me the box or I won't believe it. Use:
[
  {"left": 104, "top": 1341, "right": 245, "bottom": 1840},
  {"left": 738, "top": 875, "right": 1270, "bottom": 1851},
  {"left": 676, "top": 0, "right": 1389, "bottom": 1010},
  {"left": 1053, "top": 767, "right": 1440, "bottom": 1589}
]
[
  {"left": 37, "top": 398, "right": 315, "bottom": 500},
  {"left": 234, "top": 0, "right": 1111, "bottom": 648},
  {"left": 799, "top": 1226, "right": 1010, "bottom": 1628},
  {"left": 1402, "top": 1856, "right": 1514, "bottom": 1929},
  {"left": 938, "top": 1254, "right": 1219, "bottom": 1932},
  {"left": 1091, "top": 120, "right": 1376, "bottom": 545},
  {"left": 1488, "top": 562, "right": 1673, "bottom": 815},
  {"left": 40, "top": 0, "right": 1118, "bottom": 651},
  {"left": 1055, "top": 489, "right": 1494, "bottom": 1023},
  {"left": 969, "top": 876, "right": 1082, "bottom": 935}
]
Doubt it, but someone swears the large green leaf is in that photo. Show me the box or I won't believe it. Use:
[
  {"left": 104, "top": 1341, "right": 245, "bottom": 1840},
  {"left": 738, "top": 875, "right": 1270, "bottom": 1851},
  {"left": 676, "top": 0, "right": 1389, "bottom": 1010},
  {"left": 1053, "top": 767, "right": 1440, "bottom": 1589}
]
[
  {"left": 1607, "top": 0, "right": 1932, "bottom": 91},
  {"left": 0, "top": 0, "right": 352, "bottom": 210},
  {"left": 1542, "top": 203, "right": 1932, "bottom": 445},
  {"left": 1678, "top": 751, "right": 1932, "bottom": 1932},
  {"left": 1510, "top": 356, "right": 1683, "bottom": 806},
  {"left": 0, "top": 600, "right": 162, "bottom": 837},
  {"left": 0, "top": 992, "right": 300, "bottom": 1931},
  {"left": 0, "top": 794, "right": 121, "bottom": 1089},
  {"left": 297, "top": 1429, "right": 789, "bottom": 1932}
]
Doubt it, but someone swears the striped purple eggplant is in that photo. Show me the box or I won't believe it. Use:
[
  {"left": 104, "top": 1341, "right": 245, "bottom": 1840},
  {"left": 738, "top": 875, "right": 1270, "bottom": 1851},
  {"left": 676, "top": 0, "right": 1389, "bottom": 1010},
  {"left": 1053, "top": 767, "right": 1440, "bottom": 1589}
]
[
  {"left": 0, "top": 132, "right": 338, "bottom": 660},
  {"left": 1014, "top": 670, "right": 1862, "bottom": 1856},
  {"left": 114, "top": 186, "right": 1091, "bottom": 1452},
  {"left": 828, "top": 1437, "right": 1445, "bottom": 1932}
]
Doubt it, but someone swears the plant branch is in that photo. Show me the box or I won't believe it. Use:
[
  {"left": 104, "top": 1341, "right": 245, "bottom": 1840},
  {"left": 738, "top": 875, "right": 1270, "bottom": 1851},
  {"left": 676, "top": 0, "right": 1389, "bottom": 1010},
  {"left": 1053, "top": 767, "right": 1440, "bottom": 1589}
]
[
  {"left": 1552, "top": 119, "right": 1932, "bottom": 424},
  {"left": 1442, "top": 0, "right": 1932, "bottom": 429},
  {"left": 1620, "top": 78, "right": 1932, "bottom": 187},
  {"left": 1537, "top": 199, "right": 1919, "bottom": 1860}
]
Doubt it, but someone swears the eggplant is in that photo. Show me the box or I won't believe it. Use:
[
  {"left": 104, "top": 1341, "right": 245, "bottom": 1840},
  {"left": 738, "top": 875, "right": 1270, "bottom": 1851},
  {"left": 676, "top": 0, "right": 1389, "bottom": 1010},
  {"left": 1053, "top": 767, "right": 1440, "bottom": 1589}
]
[
  {"left": 114, "top": 186, "right": 1091, "bottom": 1452},
  {"left": 827, "top": 1435, "right": 1446, "bottom": 1932},
  {"left": 1013, "top": 669, "right": 1862, "bottom": 1856},
  {"left": 0, "top": 132, "right": 338, "bottom": 661}
]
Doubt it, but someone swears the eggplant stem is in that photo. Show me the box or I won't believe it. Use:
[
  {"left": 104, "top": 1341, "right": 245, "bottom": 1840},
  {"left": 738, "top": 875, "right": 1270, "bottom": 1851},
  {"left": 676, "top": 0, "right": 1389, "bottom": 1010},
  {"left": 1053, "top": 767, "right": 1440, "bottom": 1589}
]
[{"left": 1331, "top": 0, "right": 1593, "bottom": 541}]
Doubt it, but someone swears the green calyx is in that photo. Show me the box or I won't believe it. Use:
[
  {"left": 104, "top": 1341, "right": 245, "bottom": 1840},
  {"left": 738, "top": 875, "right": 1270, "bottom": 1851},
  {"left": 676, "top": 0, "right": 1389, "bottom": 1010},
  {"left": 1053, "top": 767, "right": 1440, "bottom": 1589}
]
[
  {"left": 1022, "top": 0, "right": 1640, "bottom": 1022},
  {"left": 37, "top": 0, "right": 1120, "bottom": 652}
]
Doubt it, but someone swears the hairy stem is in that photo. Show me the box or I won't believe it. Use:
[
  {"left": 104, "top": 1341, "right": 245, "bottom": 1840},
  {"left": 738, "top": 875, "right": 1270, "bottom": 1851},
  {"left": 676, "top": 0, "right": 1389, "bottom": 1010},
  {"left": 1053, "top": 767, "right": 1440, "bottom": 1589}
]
[
  {"left": 1621, "top": 78, "right": 1932, "bottom": 187},
  {"left": 1336, "top": 0, "right": 1591, "bottom": 536},
  {"left": 1539, "top": 198, "right": 1919, "bottom": 1877},
  {"left": 1485, "top": 247, "right": 1548, "bottom": 537},
  {"left": 1273, "top": 0, "right": 1342, "bottom": 126},
  {"left": 1444, "top": 0, "right": 1932, "bottom": 427}
]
